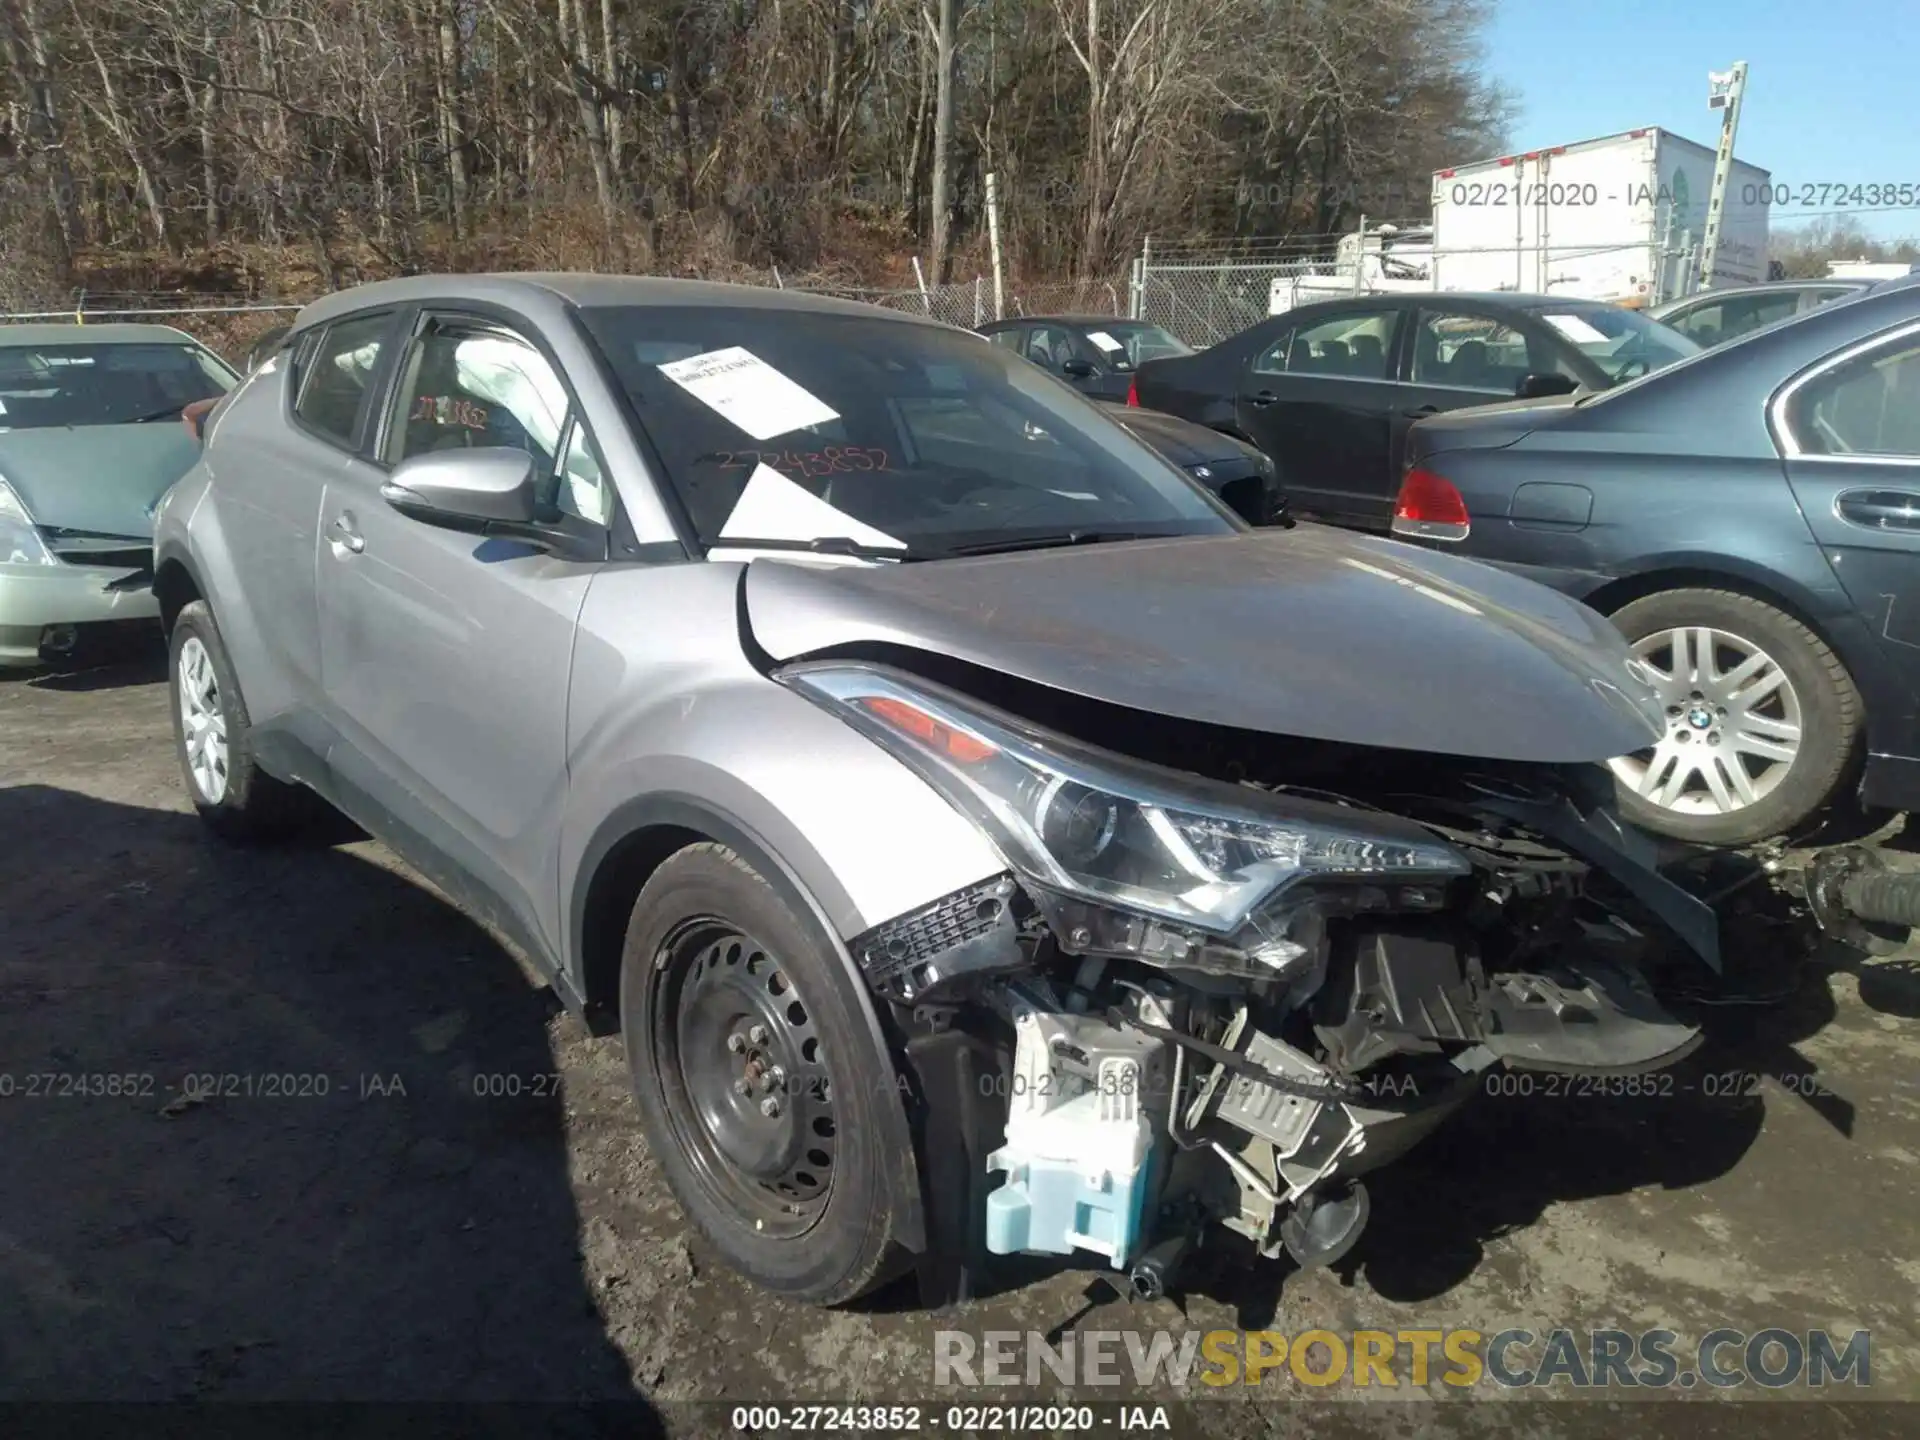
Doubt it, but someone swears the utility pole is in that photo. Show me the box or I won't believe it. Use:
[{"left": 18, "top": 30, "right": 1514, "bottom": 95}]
[{"left": 1698, "top": 61, "right": 1749, "bottom": 290}]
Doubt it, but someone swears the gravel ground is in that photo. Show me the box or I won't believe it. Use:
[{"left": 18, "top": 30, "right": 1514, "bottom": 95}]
[{"left": 3, "top": 656, "right": 1917, "bottom": 1437}]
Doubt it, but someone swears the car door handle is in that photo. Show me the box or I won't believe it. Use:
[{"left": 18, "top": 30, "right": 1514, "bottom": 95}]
[
  {"left": 1401, "top": 404, "right": 1441, "bottom": 419},
  {"left": 1837, "top": 491, "right": 1920, "bottom": 531},
  {"left": 1245, "top": 390, "right": 1278, "bottom": 407},
  {"left": 329, "top": 514, "right": 365, "bottom": 554}
]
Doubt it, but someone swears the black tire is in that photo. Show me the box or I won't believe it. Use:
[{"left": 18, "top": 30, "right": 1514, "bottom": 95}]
[
  {"left": 618, "top": 843, "right": 906, "bottom": 1305},
  {"left": 1607, "top": 588, "right": 1862, "bottom": 846},
  {"left": 167, "top": 601, "right": 314, "bottom": 842}
]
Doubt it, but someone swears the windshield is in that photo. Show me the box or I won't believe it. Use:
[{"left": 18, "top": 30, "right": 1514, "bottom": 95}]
[
  {"left": 581, "top": 306, "right": 1237, "bottom": 557},
  {"left": 1082, "top": 322, "right": 1191, "bottom": 368},
  {"left": 1532, "top": 307, "right": 1699, "bottom": 385},
  {"left": 0, "top": 341, "right": 237, "bottom": 429}
]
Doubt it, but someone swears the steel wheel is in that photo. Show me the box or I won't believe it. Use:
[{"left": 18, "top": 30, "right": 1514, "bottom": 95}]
[
  {"left": 1609, "top": 625, "right": 1803, "bottom": 816},
  {"left": 651, "top": 920, "right": 839, "bottom": 1239},
  {"left": 177, "top": 634, "right": 230, "bottom": 804}
]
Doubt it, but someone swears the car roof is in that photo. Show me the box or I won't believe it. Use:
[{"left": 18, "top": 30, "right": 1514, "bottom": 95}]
[
  {"left": 1656, "top": 278, "right": 1876, "bottom": 305},
  {"left": 981, "top": 314, "right": 1150, "bottom": 329},
  {"left": 1283, "top": 291, "right": 1619, "bottom": 319},
  {"left": 0, "top": 321, "right": 205, "bottom": 347},
  {"left": 291, "top": 273, "right": 946, "bottom": 334}
]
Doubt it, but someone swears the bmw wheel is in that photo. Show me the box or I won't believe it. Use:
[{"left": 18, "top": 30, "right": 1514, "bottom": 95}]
[
  {"left": 619, "top": 843, "right": 907, "bottom": 1305},
  {"left": 168, "top": 601, "right": 315, "bottom": 841},
  {"left": 1607, "top": 589, "right": 1861, "bottom": 846}
]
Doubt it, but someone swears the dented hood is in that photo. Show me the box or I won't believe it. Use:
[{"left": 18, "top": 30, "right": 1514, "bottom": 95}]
[{"left": 743, "top": 526, "right": 1665, "bottom": 764}]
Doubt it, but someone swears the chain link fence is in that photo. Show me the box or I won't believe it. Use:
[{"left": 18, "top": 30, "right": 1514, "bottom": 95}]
[
  {"left": 1131, "top": 245, "right": 1325, "bottom": 348},
  {"left": 0, "top": 273, "right": 1129, "bottom": 360},
  {"left": 1130, "top": 225, "right": 1706, "bottom": 348}
]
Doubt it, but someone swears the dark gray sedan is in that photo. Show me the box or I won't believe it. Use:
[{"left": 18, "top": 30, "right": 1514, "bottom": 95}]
[
  {"left": 979, "top": 315, "right": 1192, "bottom": 402},
  {"left": 1396, "top": 275, "right": 1920, "bottom": 846}
]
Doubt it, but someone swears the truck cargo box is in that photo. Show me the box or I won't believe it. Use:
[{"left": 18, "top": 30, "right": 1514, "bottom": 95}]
[{"left": 1429, "top": 128, "right": 1770, "bottom": 306}]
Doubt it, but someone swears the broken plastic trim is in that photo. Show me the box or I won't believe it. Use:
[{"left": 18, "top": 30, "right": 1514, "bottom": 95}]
[
  {"left": 1023, "top": 875, "right": 1450, "bottom": 984},
  {"left": 848, "top": 873, "right": 1028, "bottom": 1004}
]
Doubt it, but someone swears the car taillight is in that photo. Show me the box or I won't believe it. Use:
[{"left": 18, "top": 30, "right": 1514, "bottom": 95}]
[
  {"left": 1391, "top": 467, "right": 1470, "bottom": 542},
  {"left": 1125, "top": 377, "right": 1139, "bottom": 407}
]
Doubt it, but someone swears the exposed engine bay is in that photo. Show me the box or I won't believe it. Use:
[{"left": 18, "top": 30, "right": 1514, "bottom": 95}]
[{"left": 825, "top": 655, "right": 1723, "bottom": 1302}]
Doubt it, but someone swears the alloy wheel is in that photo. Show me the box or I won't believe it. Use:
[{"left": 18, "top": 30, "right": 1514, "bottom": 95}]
[
  {"left": 177, "top": 635, "right": 230, "bottom": 804},
  {"left": 1610, "top": 625, "right": 1803, "bottom": 816},
  {"left": 651, "top": 920, "right": 839, "bottom": 1239}
]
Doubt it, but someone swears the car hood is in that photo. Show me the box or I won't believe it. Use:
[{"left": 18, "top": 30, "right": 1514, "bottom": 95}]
[
  {"left": 744, "top": 526, "right": 1664, "bottom": 763},
  {"left": 0, "top": 425, "right": 201, "bottom": 535},
  {"left": 1099, "top": 403, "right": 1249, "bottom": 466}
]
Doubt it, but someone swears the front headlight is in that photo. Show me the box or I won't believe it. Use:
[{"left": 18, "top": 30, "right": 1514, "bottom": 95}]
[
  {"left": 0, "top": 480, "right": 59, "bottom": 566},
  {"left": 781, "top": 663, "right": 1470, "bottom": 948}
]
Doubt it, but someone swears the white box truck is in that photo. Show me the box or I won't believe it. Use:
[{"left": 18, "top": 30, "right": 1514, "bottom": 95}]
[{"left": 1428, "top": 128, "right": 1771, "bottom": 306}]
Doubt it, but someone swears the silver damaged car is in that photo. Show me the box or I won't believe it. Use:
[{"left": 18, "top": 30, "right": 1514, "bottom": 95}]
[{"left": 154, "top": 274, "right": 1722, "bottom": 1306}]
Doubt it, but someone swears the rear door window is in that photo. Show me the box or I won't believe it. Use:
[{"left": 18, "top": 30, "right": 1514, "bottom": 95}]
[
  {"left": 293, "top": 312, "right": 393, "bottom": 448},
  {"left": 1253, "top": 311, "right": 1399, "bottom": 379},
  {"left": 1789, "top": 333, "right": 1920, "bottom": 458}
]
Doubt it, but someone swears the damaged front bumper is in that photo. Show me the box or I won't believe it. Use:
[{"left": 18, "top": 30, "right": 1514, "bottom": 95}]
[
  {"left": 850, "top": 780, "right": 1716, "bottom": 1303},
  {"left": 786, "top": 658, "right": 1719, "bottom": 1301}
]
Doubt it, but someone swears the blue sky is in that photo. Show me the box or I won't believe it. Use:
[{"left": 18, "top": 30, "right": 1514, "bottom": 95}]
[{"left": 1484, "top": 0, "right": 1917, "bottom": 240}]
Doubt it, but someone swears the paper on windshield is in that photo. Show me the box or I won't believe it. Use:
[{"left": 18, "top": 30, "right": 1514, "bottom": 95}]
[
  {"left": 1085, "top": 331, "right": 1125, "bottom": 352},
  {"left": 719, "top": 464, "right": 906, "bottom": 550},
  {"left": 1541, "top": 314, "right": 1610, "bottom": 346},
  {"left": 657, "top": 346, "right": 839, "bottom": 441}
]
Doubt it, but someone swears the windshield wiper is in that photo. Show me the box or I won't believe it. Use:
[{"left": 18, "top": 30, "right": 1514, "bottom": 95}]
[
  {"left": 705, "top": 535, "right": 921, "bottom": 561},
  {"left": 940, "top": 528, "right": 1189, "bottom": 558},
  {"left": 125, "top": 403, "right": 186, "bottom": 424}
]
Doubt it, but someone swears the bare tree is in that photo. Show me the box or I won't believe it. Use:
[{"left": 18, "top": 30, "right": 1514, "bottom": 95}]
[{"left": 0, "top": 0, "right": 1512, "bottom": 302}]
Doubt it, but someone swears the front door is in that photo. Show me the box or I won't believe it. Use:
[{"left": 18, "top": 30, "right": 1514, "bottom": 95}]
[
  {"left": 1393, "top": 305, "right": 1591, "bottom": 483},
  {"left": 1235, "top": 307, "right": 1403, "bottom": 528},
  {"left": 316, "top": 311, "right": 614, "bottom": 960}
]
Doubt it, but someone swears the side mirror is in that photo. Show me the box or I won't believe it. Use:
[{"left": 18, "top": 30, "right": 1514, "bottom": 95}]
[
  {"left": 1061, "top": 358, "right": 1096, "bottom": 378},
  {"left": 1515, "top": 372, "right": 1579, "bottom": 399},
  {"left": 381, "top": 448, "right": 537, "bottom": 530}
]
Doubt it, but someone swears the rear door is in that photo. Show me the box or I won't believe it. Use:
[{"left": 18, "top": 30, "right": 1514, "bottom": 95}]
[
  {"left": 211, "top": 308, "right": 397, "bottom": 758},
  {"left": 1071, "top": 326, "right": 1137, "bottom": 402},
  {"left": 316, "top": 308, "right": 614, "bottom": 961},
  {"left": 1234, "top": 305, "right": 1404, "bottom": 528},
  {"left": 1777, "top": 321, "right": 1920, "bottom": 665}
]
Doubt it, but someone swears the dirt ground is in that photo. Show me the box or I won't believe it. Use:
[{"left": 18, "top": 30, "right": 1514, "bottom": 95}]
[{"left": 3, "top": 654, "right": 1918, "bottom": 1436}]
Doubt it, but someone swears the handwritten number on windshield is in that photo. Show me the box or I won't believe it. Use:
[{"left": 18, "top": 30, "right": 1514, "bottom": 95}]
[{"left": 715, "top": 448, "right": 891, "bottom": 475}]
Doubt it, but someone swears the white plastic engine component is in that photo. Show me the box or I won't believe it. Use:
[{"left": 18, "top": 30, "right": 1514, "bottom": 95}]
[{"left": 983, "top": 996, "right": 1158, "bottom": 1268}]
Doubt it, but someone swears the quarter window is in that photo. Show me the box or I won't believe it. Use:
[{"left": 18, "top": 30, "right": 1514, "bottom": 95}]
[
  {"left": 555, "top": 421, "right": 613, "bottom": 526},
  {"left": 1253, "top": 312, "right": 1397, "bottom": 379},
  {"left": 293, "top": 313, "right": 391, "bottom": 446},
  {"left": 1788, "top": 333, "right": 1920, "bottom": 458}
]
